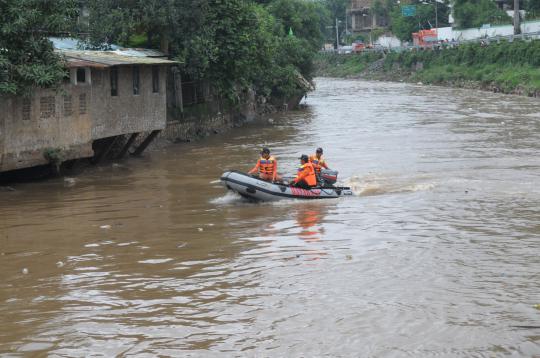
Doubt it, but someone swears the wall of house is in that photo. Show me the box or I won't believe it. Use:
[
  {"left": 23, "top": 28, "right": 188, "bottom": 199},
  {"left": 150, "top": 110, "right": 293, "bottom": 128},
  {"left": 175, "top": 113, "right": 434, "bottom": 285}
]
[
  {"left": 0, "top": 84, "right": 94, "bottom": 172},
  {"left": 90, "top": 65, "right": 167, "bottom": 140}
]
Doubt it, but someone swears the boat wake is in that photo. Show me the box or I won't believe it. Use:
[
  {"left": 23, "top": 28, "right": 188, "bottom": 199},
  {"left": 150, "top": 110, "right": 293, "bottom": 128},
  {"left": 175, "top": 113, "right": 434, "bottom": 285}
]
[
  {"left": 210, "top": 191, "right": 246, "bottom": 205},
  {"left": 344, "top": 174, "right": 435, "bottom": 196}
]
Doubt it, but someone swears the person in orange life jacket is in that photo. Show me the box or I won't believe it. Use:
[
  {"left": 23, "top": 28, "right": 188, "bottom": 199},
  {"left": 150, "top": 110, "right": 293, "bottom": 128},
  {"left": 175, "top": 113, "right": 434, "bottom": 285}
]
[
  {"left": 292, "top": 154, "right": 317, "bottom": 189},
  {"left": 309, "top": 147, "right": 329, "bottom": 174},
  {"left": 248, "top": 147, "right": 279, "bottom": 182}
]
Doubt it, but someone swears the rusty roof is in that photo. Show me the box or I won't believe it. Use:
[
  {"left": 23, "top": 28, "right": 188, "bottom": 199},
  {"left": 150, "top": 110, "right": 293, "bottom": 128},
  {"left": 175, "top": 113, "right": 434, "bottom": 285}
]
[
  {"left": 66, "top": 58, "right": 109, "bottom": 68},
  {"left": 59, "top": 50, "right": 177, "bottom": 67}
]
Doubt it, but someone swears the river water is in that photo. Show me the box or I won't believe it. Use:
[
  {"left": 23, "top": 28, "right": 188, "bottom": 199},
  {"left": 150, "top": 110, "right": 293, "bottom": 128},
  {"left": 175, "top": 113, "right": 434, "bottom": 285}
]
[{"left": 1, "top": 78, "right": 539, "bottom": 357}]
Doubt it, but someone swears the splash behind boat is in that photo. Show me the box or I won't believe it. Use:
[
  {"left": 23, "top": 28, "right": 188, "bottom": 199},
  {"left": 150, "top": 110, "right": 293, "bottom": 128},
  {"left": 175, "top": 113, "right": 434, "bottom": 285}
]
[{"left": 220, "top": 170, "right": 353, "bottom": 201}]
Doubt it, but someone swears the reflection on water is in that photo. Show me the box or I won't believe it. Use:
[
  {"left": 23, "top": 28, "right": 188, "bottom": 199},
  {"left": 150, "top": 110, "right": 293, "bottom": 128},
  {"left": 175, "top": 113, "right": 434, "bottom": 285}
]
[
  {"left": 297, "top": 204, "right": 325, "bottom": 242},
  {"left": 1, "top": 79, "right": 540, "bottom": 356}
]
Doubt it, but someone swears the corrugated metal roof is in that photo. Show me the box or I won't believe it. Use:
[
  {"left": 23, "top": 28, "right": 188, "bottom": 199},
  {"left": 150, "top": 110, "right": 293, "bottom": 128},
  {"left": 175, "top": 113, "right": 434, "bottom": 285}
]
[
  {"left": 113, "top": 49, "right": 167, "bottom": 57},
  {"left": 66, "top": 58, "right": 109, "bottom": 68},
  {"left": 60, "top": 50, "right": 177, "bottom": 67},
  {"left": 49, "top": 37, "right": 121, "bottom": 51}
]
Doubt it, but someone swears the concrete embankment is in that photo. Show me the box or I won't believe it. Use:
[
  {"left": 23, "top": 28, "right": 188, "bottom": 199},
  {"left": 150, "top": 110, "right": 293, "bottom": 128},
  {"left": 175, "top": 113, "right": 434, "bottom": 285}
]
[{"left": 315, "top": 40, "right": 540, "bottom": 98}]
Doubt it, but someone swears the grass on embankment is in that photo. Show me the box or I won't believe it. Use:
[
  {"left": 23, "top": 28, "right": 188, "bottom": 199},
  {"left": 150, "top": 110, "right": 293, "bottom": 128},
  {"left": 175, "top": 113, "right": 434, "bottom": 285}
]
[
  {"left": 314, "top": 52, "right": 383, "bottom": 77},
  {"left": 315, "top": 40, "right": 540, "bottom": 96}
]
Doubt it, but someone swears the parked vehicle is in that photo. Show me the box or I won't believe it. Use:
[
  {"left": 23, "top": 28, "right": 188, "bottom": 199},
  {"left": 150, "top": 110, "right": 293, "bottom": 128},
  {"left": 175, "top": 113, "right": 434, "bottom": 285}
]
[
  {"left": 352, "top": 41, "right": 365, "bottom": 52},
  {"left": 338, "top": 45, "right": 353, "bottom": 54}
]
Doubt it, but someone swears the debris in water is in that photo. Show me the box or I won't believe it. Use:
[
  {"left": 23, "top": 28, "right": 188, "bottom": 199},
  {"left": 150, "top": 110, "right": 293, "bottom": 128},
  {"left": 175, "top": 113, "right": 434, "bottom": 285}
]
[
  {"left": 197, "top": 228, "right": 204, "bottom": 232},
  {"left": 22, "top": 268, "right": 28, "bottom": 275},
  {"left": 56, "top": 261, "right": 64, "bottom": 268},
  {"left": 416, "top": 82, "right": 423, "bottom": 85},
  {"left": 0, "top": 186, "right": 16, "bottom": 192},
  {"left": 268, "top": 118, "right": 274, "bottom": 124},
  {"left": 534, "top": 304, "right": 540, "bottom": 310},
  {"left": 100, "top": 225, "right": 112, "bottom": 230},
  {"left": 64, "top": 177, "right": 76, "bottom": 187},
  {"left": 346, "top": 255, "right": 353, "bottom": 260}
]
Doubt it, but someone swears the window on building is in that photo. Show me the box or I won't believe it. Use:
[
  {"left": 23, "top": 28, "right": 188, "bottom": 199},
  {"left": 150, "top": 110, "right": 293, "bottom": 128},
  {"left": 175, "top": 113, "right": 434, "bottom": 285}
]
[
  {"left": 77, "top": 68, "right": 86, "bottom": 83},
  {"left": 110, "top": 67, "right": 118, "bottom": 96},
  {"left": 22, "top": 98, "right": 31, "bottom": 120},
  {"left": 79, "top": 94, "right": 87, "bottom": 114},
  {"left": 40, "top": 96, "right": 56, "bottom": 119},
  {"left": 64, "top": 95, "right": 73, "bottom": 116},
  {"left": 133, "top": 66, "right": 140, "bottom": 95},
  {"left": 152, "top": 66, "right": 159, "bottom": 93}
]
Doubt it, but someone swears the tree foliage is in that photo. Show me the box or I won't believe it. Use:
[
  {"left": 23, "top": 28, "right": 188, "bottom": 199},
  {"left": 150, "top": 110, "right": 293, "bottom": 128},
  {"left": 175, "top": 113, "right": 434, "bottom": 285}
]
[
  {"left": 0, "top": 0, "right": 78, "bottom": 95},
  {"left": 453, "top": 0, "right": 511, "bottom": 29},
  {"left": 1, "top": 0, "right": 324, "bottom": 100},
  {"left": 389, "top": 1, "right": 450, "bottom": 41},
  {"left": 84, "top": 0, "right": 324, "bottom": 100},
  {"left": 319, "top": 0, "right": 347, "bottom": 43},
  {"left": 525, "top": 0, "right": 540, "bottom": 19}
]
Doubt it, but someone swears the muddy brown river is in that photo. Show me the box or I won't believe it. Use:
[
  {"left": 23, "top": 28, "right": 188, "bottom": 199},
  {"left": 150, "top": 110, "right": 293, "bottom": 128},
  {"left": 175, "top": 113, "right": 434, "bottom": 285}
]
[{"left": 1, "top": 78, "right": 539, "bottom": 357}]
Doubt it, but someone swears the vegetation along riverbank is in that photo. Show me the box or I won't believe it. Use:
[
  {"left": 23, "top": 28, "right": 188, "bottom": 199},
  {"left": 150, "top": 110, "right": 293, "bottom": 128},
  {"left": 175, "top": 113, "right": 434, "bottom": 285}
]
[{"left": 315, "top": 39, "right": 540, "bottom": 97}]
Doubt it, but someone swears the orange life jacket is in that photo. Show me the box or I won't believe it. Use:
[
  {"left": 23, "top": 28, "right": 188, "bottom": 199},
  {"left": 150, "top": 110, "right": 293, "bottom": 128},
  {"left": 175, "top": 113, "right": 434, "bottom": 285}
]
[
  {"left": 295, "top": 162, "right": 317, "bottom": 186},
  {"left": 309, "top": 154, "right": 326, "bottom": 173},
  {"left": 258, "top": 156, "right": 276, "bottom": 175}
]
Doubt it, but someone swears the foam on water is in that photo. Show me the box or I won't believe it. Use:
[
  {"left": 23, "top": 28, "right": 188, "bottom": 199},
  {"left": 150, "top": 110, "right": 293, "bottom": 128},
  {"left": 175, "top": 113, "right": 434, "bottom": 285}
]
[
  {"left": 210, "top": 191, "right": 245, "bottom": 205},
  {"left": 345, "top": 174, "right": 435, "bottom": 196}
]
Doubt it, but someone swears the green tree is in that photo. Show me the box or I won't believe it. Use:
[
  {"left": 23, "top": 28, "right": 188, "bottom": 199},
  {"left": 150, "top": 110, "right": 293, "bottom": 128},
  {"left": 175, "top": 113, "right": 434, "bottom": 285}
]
[
  {"left": 267, "top": 0, "right": 328, "bottom": 51},
  {"left": 525, "top": 0, "right": 540, "bottom": 19},
  {"left": 320, "top": 0, "right": 348, "bottom": 44},
  {"left": 0, "top": 0, "right": 78, "bottom": 95},
  {"left": 83, "top": 0, "right": 182, "bottom": 52},
  {"left": 453, "top": 0, "right": 511, "bottom": 28},
  {"left": 84, "top": 0, "right": 318, "bottom": 101},
  {"left": 389, "top": 1, "right": 450, "bottom": 41}
]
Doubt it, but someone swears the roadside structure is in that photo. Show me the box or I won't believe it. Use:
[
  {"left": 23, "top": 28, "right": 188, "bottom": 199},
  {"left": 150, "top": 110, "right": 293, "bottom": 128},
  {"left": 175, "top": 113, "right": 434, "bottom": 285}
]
[
  {"left": 0, "top": 42, "right": 176, "bottom": 173},
  {"left": 348, "top": 0, "right": 388, "bottom": 34}
]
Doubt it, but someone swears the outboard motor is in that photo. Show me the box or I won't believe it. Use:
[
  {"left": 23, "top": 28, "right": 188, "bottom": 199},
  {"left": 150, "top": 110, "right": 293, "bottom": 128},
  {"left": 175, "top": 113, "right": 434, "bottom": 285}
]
[{"left": 320, "top": 169, "right": 338, "bottom": 186}]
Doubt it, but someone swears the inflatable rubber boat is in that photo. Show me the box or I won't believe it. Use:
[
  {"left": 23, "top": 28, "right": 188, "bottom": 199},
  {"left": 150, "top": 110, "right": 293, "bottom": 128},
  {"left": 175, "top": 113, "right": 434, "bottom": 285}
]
[{"left": 220, "top": 170, "right": 353, "bottom": 201}]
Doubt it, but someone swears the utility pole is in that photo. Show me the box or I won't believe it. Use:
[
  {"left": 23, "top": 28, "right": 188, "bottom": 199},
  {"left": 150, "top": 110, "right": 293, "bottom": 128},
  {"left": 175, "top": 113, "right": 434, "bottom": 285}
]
[
  {"left": 514, "top": 0, "right": 521, "bottom": 35},
  {"left": 435, "top": 0, "right": 438, "bottom": 30},
  {"left": 345, "top": 9, "right": 348, "bottom": 44},
  {"left": 435, "top": 0, "right": 439, "bottom": 40},
  {"left": 336, "top": 17, "right": 340, "bottom": 49}
]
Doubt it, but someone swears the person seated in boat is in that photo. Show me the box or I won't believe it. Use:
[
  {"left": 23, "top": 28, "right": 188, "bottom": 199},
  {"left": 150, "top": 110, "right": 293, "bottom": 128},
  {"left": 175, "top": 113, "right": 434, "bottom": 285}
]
[
  {"left": 309, "top": 147, "right": 329, "bottom": 174},
  {"left": 292, "top": 155, "right": 317, "bottom": 189},
  {"left": 248, "top": 147, "right": 279, "bottom": 182}
]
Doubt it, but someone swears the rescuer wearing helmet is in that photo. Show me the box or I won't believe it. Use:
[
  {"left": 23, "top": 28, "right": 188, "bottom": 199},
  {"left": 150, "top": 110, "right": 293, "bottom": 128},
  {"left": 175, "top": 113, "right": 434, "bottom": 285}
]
[
  {"left": 248, "top": 147, "right": 279, "bottom": 182},
  {"left": 309, "top": 147, "right": 329, "bottom": 174},
  {"left": 292, "top": 154, "right": 317, "bottom": 189}
]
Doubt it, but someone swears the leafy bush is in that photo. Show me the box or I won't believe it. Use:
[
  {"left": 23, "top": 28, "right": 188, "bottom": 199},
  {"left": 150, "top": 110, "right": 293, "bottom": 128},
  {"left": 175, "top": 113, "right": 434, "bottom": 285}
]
[{"left": 0, "top": 0, "right": 78, "bottom": 95}]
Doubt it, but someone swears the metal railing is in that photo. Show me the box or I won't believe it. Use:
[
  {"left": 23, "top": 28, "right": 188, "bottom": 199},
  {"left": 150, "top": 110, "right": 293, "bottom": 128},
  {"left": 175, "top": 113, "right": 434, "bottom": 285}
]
[{"left": 324, "top": 30, "right": 540, "bottom": 55}]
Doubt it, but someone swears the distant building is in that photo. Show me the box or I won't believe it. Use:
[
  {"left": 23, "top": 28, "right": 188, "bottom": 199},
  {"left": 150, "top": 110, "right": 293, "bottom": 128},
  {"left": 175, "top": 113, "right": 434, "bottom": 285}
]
[
  {"left": 0, "top": 43, "right": 176, "bottom": 173},
  {"left": 349, "top": 0, "right": 388, "bottom": 34}
]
